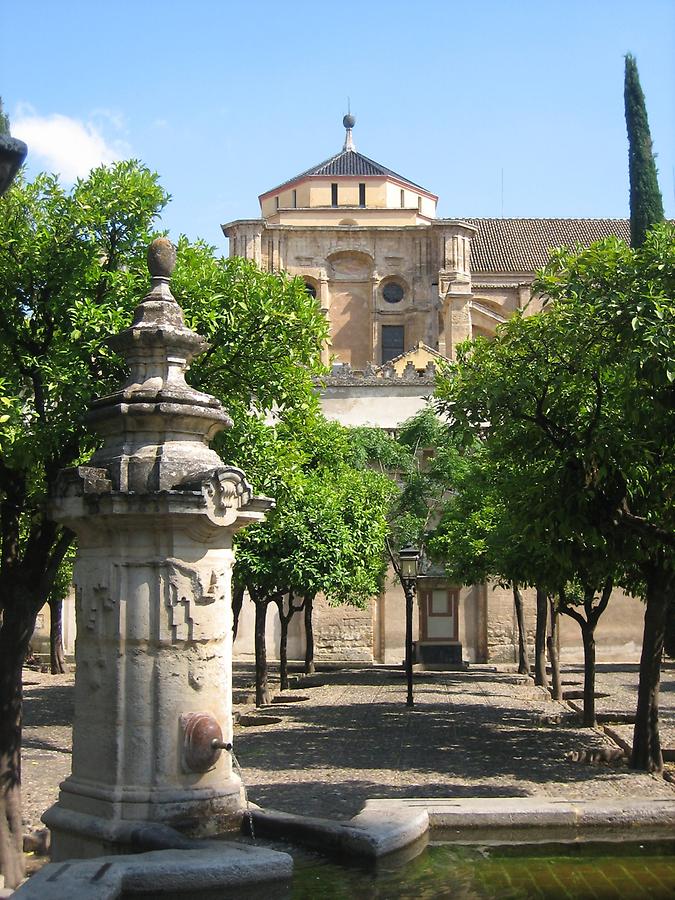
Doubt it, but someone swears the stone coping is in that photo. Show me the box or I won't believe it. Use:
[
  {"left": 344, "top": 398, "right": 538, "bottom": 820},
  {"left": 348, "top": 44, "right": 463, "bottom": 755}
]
[
  {"left": 249, "top": 802, "right": 429, "bottom": 859},
  {"left": 361, "top": 797, "right": 675, "bottom": 831},
  {"left": 248, "top": 796, "right": 675, "bottom": 861},
  {"left": 11, "top": 843, "right": 292, "bottom": 900}
]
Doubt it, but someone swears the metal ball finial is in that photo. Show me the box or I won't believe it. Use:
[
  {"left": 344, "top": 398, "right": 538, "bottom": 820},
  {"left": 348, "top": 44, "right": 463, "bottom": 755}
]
[
  {"left": 343, "top": 113, "right": 356, "bottom": 130},
  {"left": 147, "top": 237, "right": 176, "bottom": 278}
]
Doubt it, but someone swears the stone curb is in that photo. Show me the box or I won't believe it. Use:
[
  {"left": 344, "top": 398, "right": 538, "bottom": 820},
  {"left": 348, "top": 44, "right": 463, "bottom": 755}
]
[
  {"left": 247, "top": 795, "right": 675, "bottom": 859},
  {"left": 250, "top": 803, "right": 429, "bottom": 858},
  {"left": 361, "top": 797, "right": 675, "bottom": 830},
  {"left": 11, "top": 844, "right": 292, "bottom": 900}
]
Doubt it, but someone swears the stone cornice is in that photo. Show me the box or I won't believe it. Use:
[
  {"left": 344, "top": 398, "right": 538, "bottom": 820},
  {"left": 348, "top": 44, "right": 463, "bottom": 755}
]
[{"left": 221, "top": 219, "right": 264, "bottom": 234}]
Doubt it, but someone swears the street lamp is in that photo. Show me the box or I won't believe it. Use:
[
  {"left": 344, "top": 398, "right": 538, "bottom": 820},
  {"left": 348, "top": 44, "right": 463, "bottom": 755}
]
[{"left": 398, "top": 545, "right": 420, "bottom": 707}]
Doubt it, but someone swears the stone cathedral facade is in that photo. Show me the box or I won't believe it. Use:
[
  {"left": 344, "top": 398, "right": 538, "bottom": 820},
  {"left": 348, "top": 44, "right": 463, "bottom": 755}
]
[{"left": 223, "top": 116, "right": 640, "bottom": 667}]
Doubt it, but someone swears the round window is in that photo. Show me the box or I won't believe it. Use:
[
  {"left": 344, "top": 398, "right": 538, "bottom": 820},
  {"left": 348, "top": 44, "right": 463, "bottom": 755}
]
[{"left": 382, "top": 282, "right": 404, "bottom": 304}]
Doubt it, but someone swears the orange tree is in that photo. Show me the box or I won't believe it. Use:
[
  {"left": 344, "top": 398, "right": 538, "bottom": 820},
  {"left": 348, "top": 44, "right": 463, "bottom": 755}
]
[
  {"left": 233, "top": 415, "right": 394, "bottom": 705},
  {"left": 434, "top": 225, "right": 675, "bottom": 771}
]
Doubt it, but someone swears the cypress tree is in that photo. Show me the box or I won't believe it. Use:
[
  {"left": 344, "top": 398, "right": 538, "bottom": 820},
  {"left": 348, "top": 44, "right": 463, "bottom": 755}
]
[{"left": 624, "top": 53, "right": 664, "bottom": 247}]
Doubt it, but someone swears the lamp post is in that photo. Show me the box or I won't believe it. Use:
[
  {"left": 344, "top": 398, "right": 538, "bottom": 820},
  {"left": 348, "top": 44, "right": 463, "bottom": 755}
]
[{"left": 399, "top": 545, "right": 420, "bottom": 707}]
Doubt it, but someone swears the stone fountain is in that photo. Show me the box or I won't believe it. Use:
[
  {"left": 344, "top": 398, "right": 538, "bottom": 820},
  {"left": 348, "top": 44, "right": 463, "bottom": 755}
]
[{"left": 43, "top": 238, "right": 273, "bottom": 861}]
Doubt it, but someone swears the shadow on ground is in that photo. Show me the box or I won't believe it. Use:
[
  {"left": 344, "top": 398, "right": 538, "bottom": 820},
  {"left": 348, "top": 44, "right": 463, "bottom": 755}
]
[
  {"left": 247, "top": 779, "right": 531, "bottom": 821},
  {"left": 23, "top": 683, "right": 74, "bottom": 727}
]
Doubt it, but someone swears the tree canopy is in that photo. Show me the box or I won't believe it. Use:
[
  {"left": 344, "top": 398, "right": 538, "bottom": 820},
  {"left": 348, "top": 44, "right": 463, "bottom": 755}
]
[
  {"left": 233, "top": 414, "right": 395, "bottom": 703},
  {"left": 433, "top": 224, "right": 675, "bottom": 769}
]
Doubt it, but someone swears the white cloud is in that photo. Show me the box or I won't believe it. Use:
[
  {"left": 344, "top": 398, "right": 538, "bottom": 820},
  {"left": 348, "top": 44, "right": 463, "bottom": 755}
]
[
  {"left": 91, "top": 108, "right": 127, "bottom": 133},
  {"left": 11, "top": 109, "right": 128, "bottom": 182}
]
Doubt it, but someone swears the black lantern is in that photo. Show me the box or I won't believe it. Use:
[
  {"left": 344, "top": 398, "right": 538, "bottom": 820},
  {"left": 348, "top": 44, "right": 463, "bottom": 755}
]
[{"left": 399, "top": 545, "right": 420, "bottom": 582}]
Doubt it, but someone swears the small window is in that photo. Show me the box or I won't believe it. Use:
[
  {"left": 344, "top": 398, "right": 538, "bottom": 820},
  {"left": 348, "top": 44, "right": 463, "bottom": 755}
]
[
  {"left": 417, "top": 196, "right": 423, "bottom": 213},
  {"left": 331, "top": 183, "right": 338, "bottom": 206},
  {"left": 383, "top": 282, "right": 404, "bottom": 304},
  {"left": 382, "top": 325, "right": 404, "bottom": 364},
  {"left": 275, "top": 196, "right": 280, "bottom": 209},
  {"left": 430, "top": 590, "right": 451, "bottom": 616},
  {"left": 304, "top": 282, "right": 317, "bottom": 299},
  {"left": 292, "top": 189, "right": 297, "bottom": 208},
  {"left": 359, "top": 183, "right": 366, "bottom": 207},
  {"left": 400, "top": 189, "right": 405, "bottom": 207}
]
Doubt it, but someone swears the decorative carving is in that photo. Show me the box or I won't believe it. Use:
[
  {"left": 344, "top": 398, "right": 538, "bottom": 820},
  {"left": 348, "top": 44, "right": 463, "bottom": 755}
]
[
  {"left": 201, "top": 466, "right": 254, "bottom": 525},
  {"left": 77, "top": 582, "right": 114, "bottom": 631},
  {"left": 166, "top": 559, "right": 224, "bottom": 642},
  {"left": 55, "top": 466, "right": 112, "bottom": 499}
]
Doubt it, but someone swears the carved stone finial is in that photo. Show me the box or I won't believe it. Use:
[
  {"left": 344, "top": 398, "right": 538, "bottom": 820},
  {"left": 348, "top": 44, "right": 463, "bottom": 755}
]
[
  {"left": 403, "top": 361, "right": 418, "bottom": 381},
  {"left": 147, "top": 237, "right": 177, "bottom": 279}
]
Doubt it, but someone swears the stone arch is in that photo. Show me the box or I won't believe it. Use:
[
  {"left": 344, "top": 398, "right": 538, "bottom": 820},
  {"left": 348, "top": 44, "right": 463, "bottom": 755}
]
[
  {"left": 302, "top": 276, "right": 319, "bottom": 299},
  {"left": 326, "top": 250, "right": 374, "bottom": 281}
]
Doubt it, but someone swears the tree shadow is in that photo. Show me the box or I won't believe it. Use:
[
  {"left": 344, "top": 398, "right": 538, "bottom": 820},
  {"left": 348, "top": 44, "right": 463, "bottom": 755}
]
[
  {"left": 23, "top": 738, "right": 71, "bottom": 755},
  {"left": 246, "top": 778, "right": 531, "bottom": 821},
  {"left": 23, "top": 683, "right": 74, "bottom": 727},
  {"left": 232, "top": 669, "right": 645, "bottom": 824}
]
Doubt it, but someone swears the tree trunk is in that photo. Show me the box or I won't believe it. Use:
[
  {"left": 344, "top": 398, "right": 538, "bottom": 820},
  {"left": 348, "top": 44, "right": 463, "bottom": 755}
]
[
  {"left": 0, "top": 601, "right": 39, "bottom": 889},
  {"left": 253, "top": 598, "right": 271, "bottom": 708},
  {"left": 276, "top": 593, "right": 305, "bottom": 691},
  {"left": 278, "top": 599, "right": 289, "bottom": 693},
  {"left": 580, "top": 623, "right": 597, "bottom": 727},
  {"left": 0, "top": 484, "right": 72, "bottom": 887},
  {"left": 49, "top": 596, "right": 67, "bottom": 674},
  {"left": 547, "top": 598, "right": 562, "bottom": 700},
  {"left": 513, "top": 584, "right": 530, "bottom": 676},
  {"left": 304, "top": 595, "right": 315, "bottom": 676},
  {"left": 232, "top": 580, "right": 245, "bottom": 642},
  {"left": 631, "top": 563, "right": 672, "bottom": 772},
  {"left": 534, "top": 587, "right": 549, "bottom": 688},
  {"left": 664, "top": 591, "right": 675, "bottom": 659}
]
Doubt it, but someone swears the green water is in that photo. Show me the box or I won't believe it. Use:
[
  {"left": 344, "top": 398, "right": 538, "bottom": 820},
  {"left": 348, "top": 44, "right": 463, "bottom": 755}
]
[{"left": 291, "top": 839, "right": 675, "bottom": 900}]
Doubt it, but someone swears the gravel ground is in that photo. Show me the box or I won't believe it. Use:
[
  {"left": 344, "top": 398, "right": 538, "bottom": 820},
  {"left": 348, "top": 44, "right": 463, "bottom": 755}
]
[
  {"left": 20, "top": 661, "right": 675, "bottom": 835},
  {"left": 231, "top": 663, "right": 675, "bottom": 820}
]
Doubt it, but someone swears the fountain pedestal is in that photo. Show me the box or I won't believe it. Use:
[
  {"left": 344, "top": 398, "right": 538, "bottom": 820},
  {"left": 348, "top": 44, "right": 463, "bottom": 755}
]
[{"left": 43, "top": 239, "right": 272, "bottom": 860}]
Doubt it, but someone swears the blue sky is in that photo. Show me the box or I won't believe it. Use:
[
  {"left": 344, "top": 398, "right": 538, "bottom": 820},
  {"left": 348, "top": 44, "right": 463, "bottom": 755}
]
[{"left": 4, "top": 1, "right": 674, "bottom": 253}]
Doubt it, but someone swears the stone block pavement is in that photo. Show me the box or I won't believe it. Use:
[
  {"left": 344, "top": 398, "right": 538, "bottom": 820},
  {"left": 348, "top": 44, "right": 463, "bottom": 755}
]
[{"left": 21, "top": 661, "right": 675, "bottom": 836}]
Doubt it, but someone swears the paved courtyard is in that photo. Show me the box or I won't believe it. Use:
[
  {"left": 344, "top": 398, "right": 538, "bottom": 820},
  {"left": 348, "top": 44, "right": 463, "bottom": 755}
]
[{"left": 22, "top": 662, "right": 675, "bottom": 833}]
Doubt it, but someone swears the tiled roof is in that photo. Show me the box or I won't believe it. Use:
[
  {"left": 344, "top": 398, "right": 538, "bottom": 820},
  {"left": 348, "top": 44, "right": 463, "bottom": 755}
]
[
  {"left": 461, "top": 218, "right": 631, "bottom": 273},
  {"left": 263, "top": 149, "right": 432, "bottom": 195}
]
